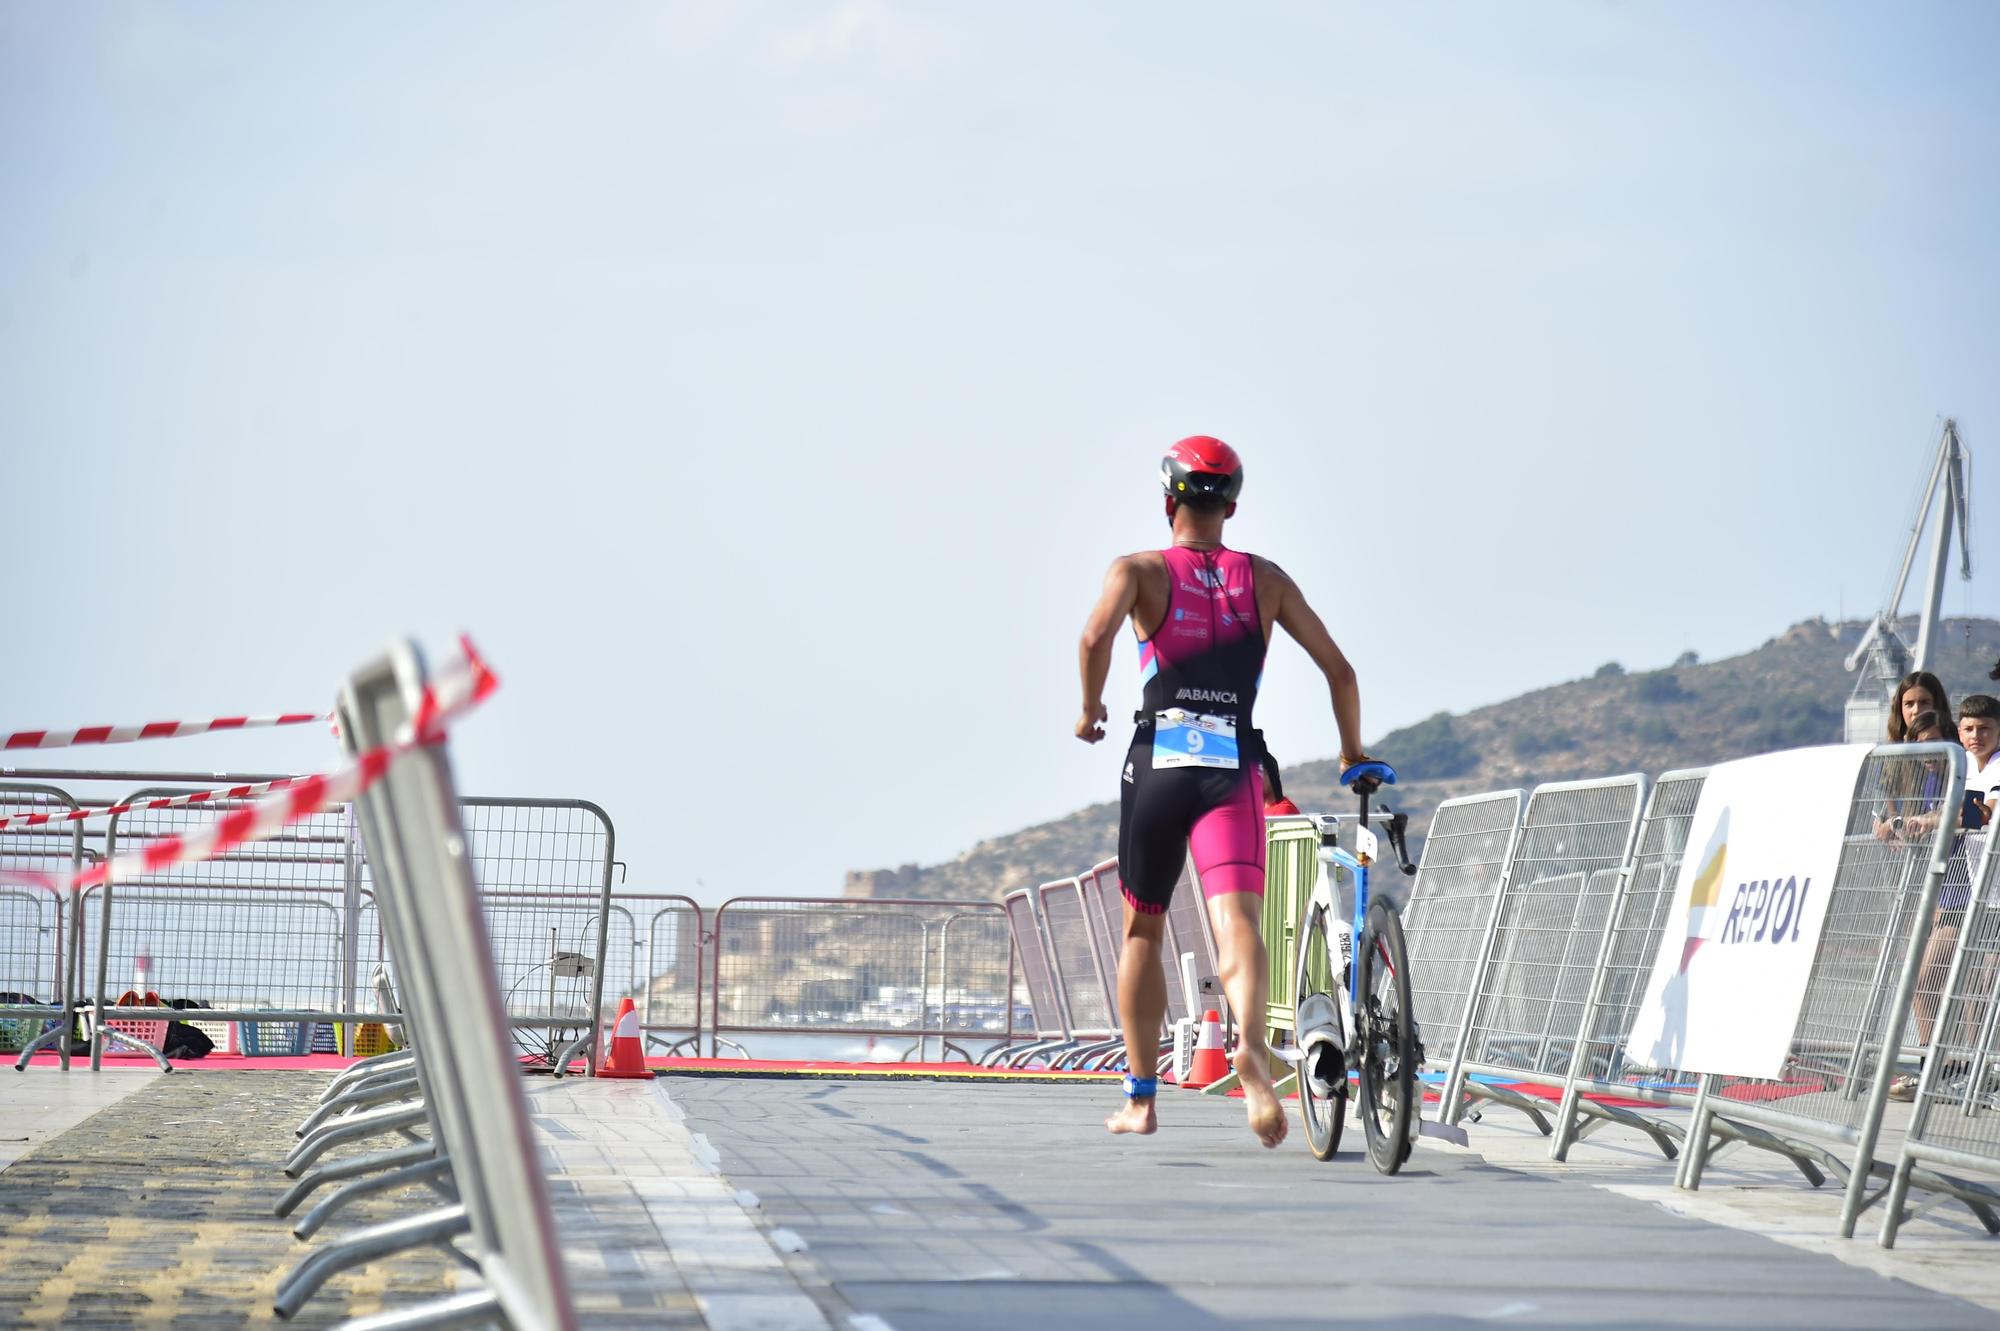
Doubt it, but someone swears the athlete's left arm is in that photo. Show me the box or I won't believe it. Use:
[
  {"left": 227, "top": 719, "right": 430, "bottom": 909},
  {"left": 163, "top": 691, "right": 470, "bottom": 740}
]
[{"left": 1076, "top": 556, "right": 1140, "bottom": 743}]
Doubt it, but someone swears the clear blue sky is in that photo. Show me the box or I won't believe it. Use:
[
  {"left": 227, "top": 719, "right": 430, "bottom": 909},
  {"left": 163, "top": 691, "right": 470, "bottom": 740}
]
[{"left": 3, "top": 3, "right": 1996, "bottom": 902}]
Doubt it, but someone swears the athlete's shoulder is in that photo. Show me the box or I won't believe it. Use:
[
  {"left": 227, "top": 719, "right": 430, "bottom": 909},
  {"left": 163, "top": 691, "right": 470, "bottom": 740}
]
[
  {"left": 1118, "top": 549, "right": 1169, "bottom": 573},
  {"left": 1247, "top": 552, "right": 1296, "bottom": 586}
]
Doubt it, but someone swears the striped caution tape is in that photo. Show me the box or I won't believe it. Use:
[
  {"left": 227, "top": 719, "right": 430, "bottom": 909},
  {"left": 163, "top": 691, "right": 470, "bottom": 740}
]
[
  {"left": 0, "top": 777, "right": 310, "bottom": 832},
  {"left": 3, "top": 711, "right": 328, "bottom": 752},
  {"left": 0, "top": 637, "right": 498, "bottom": 893}
]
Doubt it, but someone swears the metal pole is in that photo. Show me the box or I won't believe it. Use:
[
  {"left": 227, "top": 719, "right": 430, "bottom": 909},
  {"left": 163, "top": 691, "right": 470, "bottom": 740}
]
[
  {"left": 1839, "top": 781, "right": 1961, "bottom": 1237},
  {"left": 917, "top": 922, "right": 932, "bottom": 1063},
  {"left": 341, "top": 807, "right": 362, "bottom": 1057},
  {"left": 546, "top": 925, "right": 559, "bottom": 1061},
  {"left": 1912, "top": 421, "right": 1964, "bottom": 675}
]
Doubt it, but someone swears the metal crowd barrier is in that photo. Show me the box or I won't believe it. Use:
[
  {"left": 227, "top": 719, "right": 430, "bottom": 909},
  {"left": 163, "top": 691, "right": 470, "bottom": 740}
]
[
  {"left": 1548, "top": 771, "right": 1709, "bottom": 1161},
  {"left": 451, "top": 799, "right": 616, "bottom": 1070},
  {"left": 92, "top": 789, "right": 363, "bottom": 1070},
  {"left": 1166, "top": 856, "right": 1220, "bottom": 1004},
  {"left": 1073, "top": 864, "right": 1127, "bottom": 1034},
  {"left": 5, "top": 773, "right": 622, "bottom": 1072},
  {"left": 1107, "top": 858, "right": 1202, "bottom": 1028},
  {"left": 1, "top": 784, "right": 83, "bottom": 1071},
  {"left": 274, "top": 638, "right": 575, "bottom": 1330},
  {"left": 1438, "top": 775, "right": 1647, "bottom": 1131},
  {"left": 1673, "top": 744, "right": 1968, "bottom": 1238},
  {"left": 1080, "top": 857, "right": 1206, "bottom": 1071},
  {"left": 1035, "top": 877, "right": 1121, "bottom": 1065},
  {"left": 1399, "top": 790, "right": 1524, "bottom": 1121},
  {"left": 985, "top": 887, "right": 1072, "bottom": 1065},
  {"left": 1882, "top": 829, "right": 2000, "bottom": 1244},
  {"left": 707, "top": 895, "right": 1018, "bottom": 1060},
  {"left": 626, "top": 892, "right": 705, "bottom": 1056}
]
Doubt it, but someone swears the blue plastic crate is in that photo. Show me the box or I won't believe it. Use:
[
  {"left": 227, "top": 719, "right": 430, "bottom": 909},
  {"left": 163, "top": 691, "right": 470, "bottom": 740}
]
[
  {"left": 0, "top": 1012, "right": 59, "bottom": 1054},
  {"left": 240, "top": 1019, "right": 318, "bottom": 1057}
]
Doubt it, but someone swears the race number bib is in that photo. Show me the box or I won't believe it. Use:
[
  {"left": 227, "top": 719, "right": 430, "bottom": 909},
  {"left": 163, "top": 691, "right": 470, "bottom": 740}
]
[{"left": 1151, "top": 709, "right": 1240, "bottom": 770}]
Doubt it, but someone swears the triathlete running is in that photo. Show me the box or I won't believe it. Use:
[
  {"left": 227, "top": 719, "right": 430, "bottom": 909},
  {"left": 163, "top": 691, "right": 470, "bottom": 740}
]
[{"left": 1076, "top": 436, "right": 1371, "bottom": 1146}]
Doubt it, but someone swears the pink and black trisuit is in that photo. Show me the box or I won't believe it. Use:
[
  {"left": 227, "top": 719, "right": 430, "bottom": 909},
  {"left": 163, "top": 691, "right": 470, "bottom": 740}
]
[{"left": 1118, "top": 545, "right": 1268, "bottom": 915}]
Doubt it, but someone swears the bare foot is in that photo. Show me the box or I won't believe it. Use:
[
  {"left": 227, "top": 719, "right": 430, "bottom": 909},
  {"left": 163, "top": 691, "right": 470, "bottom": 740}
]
[
  {"left": 1105, "top": 1097, "right": 1157, "bottom": 1135},
  {"left": 1236, "top": 1049, "right": 1288, "bottom": 1148}
]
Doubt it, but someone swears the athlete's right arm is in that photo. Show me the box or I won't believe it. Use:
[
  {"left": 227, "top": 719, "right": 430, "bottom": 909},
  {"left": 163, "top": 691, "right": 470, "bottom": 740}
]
[
  {"left": 1076, "top": 556, "right": 1141, "bottom": 744},
  {"left": 1266, "top": 562, "right": 1370, "bottom": 770}
]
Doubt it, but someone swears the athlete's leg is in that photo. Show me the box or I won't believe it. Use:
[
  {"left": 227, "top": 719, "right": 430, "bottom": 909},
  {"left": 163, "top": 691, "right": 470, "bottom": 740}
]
[
  {"left": 1106, "top": 904, "right": 1168, "bottom": 1136},
  {"left": 1110, "top": 746, "right": 1188, "bottom": 1135},
  {"left": 1206, "top": 890, "right": 1286, "bottom": 1147},
  {"left": 1193, "top": 764, "right": 1285, "bottom": 1147}
]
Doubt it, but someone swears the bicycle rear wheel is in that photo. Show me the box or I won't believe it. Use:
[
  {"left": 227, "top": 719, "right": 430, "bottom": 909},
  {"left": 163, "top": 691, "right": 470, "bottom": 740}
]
[
  {"left": 1356, "top": 897, "right": 1415, "bottom": 1174},
  {"left": 1294, "top": 909, "right": 1345, "bottom": 1161}
]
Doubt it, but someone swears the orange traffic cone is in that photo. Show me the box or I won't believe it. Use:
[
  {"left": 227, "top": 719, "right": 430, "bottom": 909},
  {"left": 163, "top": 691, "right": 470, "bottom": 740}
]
[
  {"left": 1183, "top": 1009, "right": 1230, "bottom": 1088},
  {"left": 597, "top": 997, "right": 655, "bottom": 1080}
]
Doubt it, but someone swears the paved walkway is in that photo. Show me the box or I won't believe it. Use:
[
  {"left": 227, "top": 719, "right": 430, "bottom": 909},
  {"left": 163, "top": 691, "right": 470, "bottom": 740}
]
[
  {"left": 529, "top": 1077, "right": 839, "bottom": 1330},
  {"left": 0, "top": 1065, "right": 158, "bottom": 1173},
  {"left": 666, "top": 1076, "right": 2000, "bottom": 1331},
  {"left": 5, "top": 1066, "right": 1997, "bottom": 1329}
]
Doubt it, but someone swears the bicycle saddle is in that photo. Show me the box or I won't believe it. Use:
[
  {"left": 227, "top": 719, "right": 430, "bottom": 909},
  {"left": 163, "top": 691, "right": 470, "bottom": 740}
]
[{"left": 1339, "top": 760, "right": 1398, "bottom": 788}]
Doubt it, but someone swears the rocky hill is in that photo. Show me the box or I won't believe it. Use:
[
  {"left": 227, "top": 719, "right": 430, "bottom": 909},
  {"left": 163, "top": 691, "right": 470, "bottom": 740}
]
[{"left": 843, "top": 616, "right": 2000, "bottom": 902}]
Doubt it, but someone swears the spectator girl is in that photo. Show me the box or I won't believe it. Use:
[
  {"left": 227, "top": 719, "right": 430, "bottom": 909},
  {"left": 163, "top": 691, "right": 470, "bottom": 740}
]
[{"left": 1886, "top": 670, "right": 1953, "bottom": 743}]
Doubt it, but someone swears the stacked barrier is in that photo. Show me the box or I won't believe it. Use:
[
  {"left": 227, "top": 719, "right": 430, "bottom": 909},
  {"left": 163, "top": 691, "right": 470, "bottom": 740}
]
[
  {"left": 1438, "top": 776, "right": 1647, "bottom": 1130},
  {"left": 985, "top": 857, "right": 1226, "bottom": 1072},
  {"left": 269, "top": 639, "right": 575, "bottom": 1329},
  {"left": 985, "top": 887, "right": 1072, "bottom": 1065},
  {"left": 1036, "top": 877, "right": 1121, "bottom": 1063},
  {"left": 1549, "top": 771, "right": 1710, "bottom": 1160},
  {"left": 1073, "top": 864, "right": 1127, "bottom": 1032},
  {"left": 1400, "top": 791, "right": 1524, "bottom": 1103}
]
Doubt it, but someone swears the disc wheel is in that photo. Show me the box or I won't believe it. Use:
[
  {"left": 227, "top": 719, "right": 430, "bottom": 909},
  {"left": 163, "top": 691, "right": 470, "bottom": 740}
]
[
  {"left": 1295, "top": 909, "right": 1346, "bottom": 1161},
  {"left": 1356, "top": 898, "right": 1415, "bottom": 1174}
]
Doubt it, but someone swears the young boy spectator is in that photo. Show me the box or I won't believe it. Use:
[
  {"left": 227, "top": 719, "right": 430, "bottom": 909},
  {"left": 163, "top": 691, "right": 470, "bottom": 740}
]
[
  {"left": 1959, "top": 694, "right": 2000, "bottom": 823},
  {"left": 1260, "top": 750, "right": 1302, "bottom": 816}
]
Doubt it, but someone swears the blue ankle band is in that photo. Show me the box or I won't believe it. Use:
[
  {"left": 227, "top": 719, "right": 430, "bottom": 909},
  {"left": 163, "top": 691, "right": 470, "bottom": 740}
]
[{"left": 1123, "top": 1075, "right": 1158, "bottom": 1099}]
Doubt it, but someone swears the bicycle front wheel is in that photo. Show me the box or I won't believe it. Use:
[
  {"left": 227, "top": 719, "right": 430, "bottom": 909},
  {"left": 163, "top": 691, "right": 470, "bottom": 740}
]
[{"left": 1355, "top": 897, "right": 1415, "bottom": 1174}]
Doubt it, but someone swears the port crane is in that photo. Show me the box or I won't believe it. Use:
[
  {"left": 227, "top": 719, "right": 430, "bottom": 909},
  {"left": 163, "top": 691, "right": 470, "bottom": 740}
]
[{"left": 1844, "top": 419, "right": 1972, "bottom": 742}]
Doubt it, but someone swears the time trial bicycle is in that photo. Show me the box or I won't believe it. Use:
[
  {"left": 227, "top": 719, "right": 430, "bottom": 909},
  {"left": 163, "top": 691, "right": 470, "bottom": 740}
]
[{"left": 1291, "top": 760, "right": 1424, "bottom": 1173}]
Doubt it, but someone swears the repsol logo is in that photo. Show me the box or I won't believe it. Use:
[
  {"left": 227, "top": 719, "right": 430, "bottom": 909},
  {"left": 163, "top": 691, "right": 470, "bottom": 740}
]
[{"left": 1719, "top": 876, "right": 1813, "bottom": 944}]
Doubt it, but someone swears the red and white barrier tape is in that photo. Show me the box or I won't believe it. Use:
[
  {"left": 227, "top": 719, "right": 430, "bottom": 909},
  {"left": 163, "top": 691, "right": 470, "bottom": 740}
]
[
  {"left": 0, "top": 777, "right": 311, "bottom": 832},
  {"left": 0, "top": 636, "right": 498, "bottom": 893},
  {"left": 3, "top": 712, "right": 328, "bottom": 752}
]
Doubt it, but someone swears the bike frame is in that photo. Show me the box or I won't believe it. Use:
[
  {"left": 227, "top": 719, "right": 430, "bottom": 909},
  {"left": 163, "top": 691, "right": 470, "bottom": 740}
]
[{"left": 1298, "top": 813, "right": 1387, "bottom": 1052}]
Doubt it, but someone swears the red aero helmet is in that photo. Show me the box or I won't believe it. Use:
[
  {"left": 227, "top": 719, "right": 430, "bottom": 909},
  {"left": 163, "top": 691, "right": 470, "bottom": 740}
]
[{"left": 1161, "top": 435, "right": 1244, "bottom": 507}]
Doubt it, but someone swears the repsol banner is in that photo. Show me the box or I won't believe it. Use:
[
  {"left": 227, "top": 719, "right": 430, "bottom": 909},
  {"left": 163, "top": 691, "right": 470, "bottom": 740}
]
[{"left": 1626, "top": 743, "right": 1872, "bottom": 1080}]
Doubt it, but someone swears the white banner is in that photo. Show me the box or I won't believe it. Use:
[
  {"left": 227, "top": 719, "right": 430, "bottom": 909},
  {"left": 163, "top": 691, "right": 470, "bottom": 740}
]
[{"left": 1625, "top": 744, "right": 1872, "bottom": 1080}]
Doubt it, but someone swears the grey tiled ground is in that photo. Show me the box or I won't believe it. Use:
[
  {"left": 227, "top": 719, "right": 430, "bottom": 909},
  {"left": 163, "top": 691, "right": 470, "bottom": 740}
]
[
  {"left": 666, "top": 1076, "right": 2000, "bottom": 1331},
  {"left": 0, "top": 1071, "right": 455, "bottom": 1328}
]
